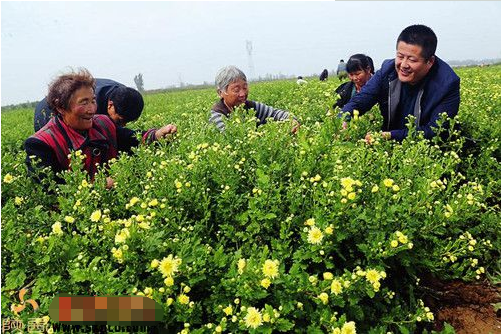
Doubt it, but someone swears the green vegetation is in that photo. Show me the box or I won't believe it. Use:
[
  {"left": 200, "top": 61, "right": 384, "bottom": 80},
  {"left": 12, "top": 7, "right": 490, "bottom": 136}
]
[{"left": 2, "top": 66, "right": 500, "bottom": 333}]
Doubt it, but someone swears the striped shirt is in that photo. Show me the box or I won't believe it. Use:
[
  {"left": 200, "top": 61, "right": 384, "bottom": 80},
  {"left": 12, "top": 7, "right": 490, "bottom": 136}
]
[{"left": 209, "top": 99, "right": 290, "bottom": 132}]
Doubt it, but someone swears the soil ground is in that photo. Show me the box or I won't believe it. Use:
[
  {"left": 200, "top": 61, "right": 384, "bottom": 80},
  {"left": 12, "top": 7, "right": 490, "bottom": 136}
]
[{"left": 420, "top": 275, "right": 500, "bottom": 334}]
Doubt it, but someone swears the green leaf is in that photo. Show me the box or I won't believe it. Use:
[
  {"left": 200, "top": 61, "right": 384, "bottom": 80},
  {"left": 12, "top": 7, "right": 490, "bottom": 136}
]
[
  {"left": 398, "top": 325, "right": 410, "bottom": 334},
  {"left": 4, "top": 269, "right": 26, "bottom": 290}
]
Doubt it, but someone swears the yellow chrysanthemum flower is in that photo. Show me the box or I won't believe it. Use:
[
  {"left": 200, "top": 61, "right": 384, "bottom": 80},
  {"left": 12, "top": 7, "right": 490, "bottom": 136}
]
[
  {"left": 90, "top": 210, "right": 102, "bottom": 222},
  {"left": 304, "top": 218, "right": 316, "bottom": 226},
  {"left": 383, "top": 179, "right": 394, "bottom": 187},
  {"left": 341, "top": 321, "right": 356, "bottom": 334},
  {"left": 129, "top": 197, "right": 140, "bottom": 207},
  {"left": 318, "top": 292, "right": 329, "bottom": 305},
  {"left": 340, "top": 177, "right": 355, "bottom": 189},
  {"left": 148, "top": 199, "right": 158, "bottom": 207},
  {"left": 307, "top": 226, "right": 324, "bottom": 244},
  {"left": 244, "top": 307, "right": 263, "bottom": 329},
  {"left": 325, "top": 226, "right": 334, "bottom": 235},
  {"left": 371, "top": 185, "right": 379, "bottom": 193},
  {"left": 3, "top": 173, "right": 14, "bottom": 183},
  {"left": 398, "top": 234, "right": 408, "bottom": 244},
  {"left": 114, "top": 229, "right": 129, "bottom": 244},
  {"left": 365, "top": 269, "right": 380, "bottom": 284},
  {"left": 330, "top": 279, "right": 343, "bottom": 295},
  {"left": 261, "top": 278, "right": 271, "bottom": 289},
  {"left": 237, "top": 258, "right": 246, "bottom": 274},
  {"left": 178, "top": 294, "right": 189, "bottom": 305},
  {"left": 262, "top": 259, "right": 279, "bottom": 279},
  {"left": 159, "top": 255, "right": 181, "bottom": 277},
  {"left": 150, "top": 259, "right": 159, "bottom": 268},
  {"left": 111, "top": 248, "right": 123, "bottom": 260},
  {"left": 64, "top": 216, "right": 75, "bottom": 223},
  {"left": 51, "top": 222, "right": 63, "bottom": 236},
  {"left": 223, "top": 305, "right": 233, "bottom": 316},
  {"left": 138, "top": 222, "right": 151, "bottom": 230},
  {"left": 391, "top": 240, "right": 399, "bottom": 248},
  {"left": 323, "top": 272, "right": 334, "bottom": 280},
  {"left": 164, "top": 276, "right": 174, "bottom": 287}
]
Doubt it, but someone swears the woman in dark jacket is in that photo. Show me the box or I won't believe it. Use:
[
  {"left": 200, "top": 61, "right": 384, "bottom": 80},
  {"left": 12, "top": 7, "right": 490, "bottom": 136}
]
[{"left": 333, "top": 54, "right": 374, "bottom": 109}]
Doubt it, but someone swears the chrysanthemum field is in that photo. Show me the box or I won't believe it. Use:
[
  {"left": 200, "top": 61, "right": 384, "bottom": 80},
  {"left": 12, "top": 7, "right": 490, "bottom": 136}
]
[{"left": 1, "top": 65, "right": 500, "bottom": 333}]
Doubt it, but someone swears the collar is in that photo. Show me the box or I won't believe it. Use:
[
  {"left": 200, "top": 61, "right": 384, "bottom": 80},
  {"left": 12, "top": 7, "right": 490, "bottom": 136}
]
[
  {"left": 55, "top": 115, "right": 108, "bottom": 151},
  {"left": 212, "top": 99, "right": 231, "bottom": 116}
]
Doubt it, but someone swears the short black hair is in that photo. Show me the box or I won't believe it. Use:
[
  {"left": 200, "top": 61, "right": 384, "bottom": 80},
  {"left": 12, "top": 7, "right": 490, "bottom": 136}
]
[
  {"left": 397, "top": 24, "right": 437, "bottom": 60},
  {"left": 346, "top": 54, "right": 374, "bottom": 74},
  {"left": 109, "top": 87, "right": 144, "bottom": 123}
]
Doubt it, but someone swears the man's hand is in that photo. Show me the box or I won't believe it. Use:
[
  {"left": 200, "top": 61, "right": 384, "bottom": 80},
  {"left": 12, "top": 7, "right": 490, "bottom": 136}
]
[
  {"left": 381, "top": 131, "right": 391, "bottom": 140},
  {"left": 342, "top": 121, "right": 348, "bottom": 130},
  {"left": 155, "top": 124, "right": 178, "bottom": 140}
]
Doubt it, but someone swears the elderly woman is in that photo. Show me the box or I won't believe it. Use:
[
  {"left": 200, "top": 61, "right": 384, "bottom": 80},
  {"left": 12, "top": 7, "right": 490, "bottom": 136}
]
[
  {"left": 208, "top": 66, "right": 299, "bottom": 133},
  {"left": 25, "top": 68, "right": 177, "bottom": 185},
  {"left": 333, "top": 54, "right": 374, "bottom": 109}
]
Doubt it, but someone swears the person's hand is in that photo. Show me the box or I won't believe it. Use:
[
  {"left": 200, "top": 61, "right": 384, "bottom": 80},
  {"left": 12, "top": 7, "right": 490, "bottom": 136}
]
[
  {"left": 365, "top": 132, "right": 374, "bottom": 145},
  {"left": 342, "top": 121, "right": 348, "bottom": 130},
  {"left": 381, "top": 131, "right": 391, "bottom": 140},
  {"left": 291, "top": 119, "right": 300, "bottom": 134},
  {"left": 106, "top": 177, "right": 115, "bottom": 189},
  {"left": 155, "top": 124, "right": 177, "bottom": 140}
]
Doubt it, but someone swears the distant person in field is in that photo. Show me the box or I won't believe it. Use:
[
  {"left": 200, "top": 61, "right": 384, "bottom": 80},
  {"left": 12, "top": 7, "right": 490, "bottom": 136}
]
[
  {"left": 336, "top": 60, "right": 348, "bottom": 80},
  {"left": 25, "top": 68, "right": 177, "bottom": 187},
  {"left": 333, "top": 54, "right": 374, "bottom": 109},
  {"left": 209, "top": 65, "right": 300, "bottom": 133},
  {"left": 339, "top": 24, "right": 460, "bottom": 142},
  {"left": 319, "top": 69, "right": 329, "bottom": 81},
  {"left": 34, "top": 78, "right": 144, "bottom": 132},
  {"left": 296, "top": 76, "right": 308, "bottom": 85}
]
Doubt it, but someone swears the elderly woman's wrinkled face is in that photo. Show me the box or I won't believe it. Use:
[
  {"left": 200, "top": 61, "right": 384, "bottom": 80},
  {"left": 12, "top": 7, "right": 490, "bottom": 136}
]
[
  {"left": 59, "top": 86, "right": 97, "bottom": 131},
  {"left": 220, "top": 79, "right": 248, "bottom": 110}
]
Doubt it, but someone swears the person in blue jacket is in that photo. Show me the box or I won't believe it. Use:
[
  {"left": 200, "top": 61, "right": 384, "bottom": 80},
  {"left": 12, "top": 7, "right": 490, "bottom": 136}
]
[
  {"left": 340, "top": 24, "right": 460, "bottom": 142},
  {"left": 34, "top": 78, "right": 144, "bottom": 132}
]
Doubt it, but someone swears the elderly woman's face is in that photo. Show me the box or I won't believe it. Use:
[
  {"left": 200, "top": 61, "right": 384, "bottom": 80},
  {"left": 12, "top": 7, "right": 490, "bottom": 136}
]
[
  {"left": 220, "top": 79, "right": 248, "bottom": 110},
  {"left": 60, "top": 86, "right": 97, "bottom": 131}
]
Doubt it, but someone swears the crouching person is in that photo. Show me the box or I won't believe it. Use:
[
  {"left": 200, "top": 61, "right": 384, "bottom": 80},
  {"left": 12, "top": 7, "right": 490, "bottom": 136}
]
[
  {"left": 209, "top": 65, "right": 299, "bottom": 133},
  {"left": 25, "top": 68, "right": 177, "bottom": 187}
]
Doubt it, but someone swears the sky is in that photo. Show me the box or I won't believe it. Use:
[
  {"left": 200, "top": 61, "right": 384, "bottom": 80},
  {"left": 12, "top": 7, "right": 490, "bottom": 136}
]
[{"left": 1, "top": 1, "right": 500, "bottom": 106}]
